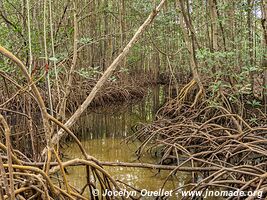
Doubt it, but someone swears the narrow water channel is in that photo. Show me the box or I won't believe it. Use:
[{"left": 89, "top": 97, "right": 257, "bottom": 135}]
[{"left": 63, "top": 86, "right": 191, "bottom": 195}]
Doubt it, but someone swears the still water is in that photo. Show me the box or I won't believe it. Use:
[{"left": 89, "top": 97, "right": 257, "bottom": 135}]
[{"left": 63, "top": 86, "right": 191, "bottom": 197}]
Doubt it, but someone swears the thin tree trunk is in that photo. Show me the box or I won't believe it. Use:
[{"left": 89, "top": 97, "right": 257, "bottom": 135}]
[
  {"left": 59, "top": 2, "right": 78, "bottom": 122},
  {"left": 0, "top": 114, "right": 15, "bottom": 200},
  {"left": 26, "top": 0, "right": 32, "bottom": 73},
  {"left": 103, "top": 0, "right": 109, "bottom": 70},
  {"left": 261, "top": 0, "right": 267, "bottom": 112},
  {"left": 209, "top": 0, "right": 219, "bottom": 74},
  {"left": 43, "top": 0, "right": 53, "bottom": 117},
  {"left": 178, "top": 0, "right": 204, "bottom": 92},
  {"left": 247, "top": 0, "right": 254, "bottom": 94},
  {"left": 209, "top": 0, "right": 218, "bottom": 52},
  {"left": 48, "top": 0, "right": 60, "bottom": 101},
  {"left": 120, "top": 0, "right": 126, "bottom": 47},
  {"left": 0, "top": 46, "right": 53, "bottom": 176},
  {"left": 26, "top": 0, "right": 36, "bottom": 162}
]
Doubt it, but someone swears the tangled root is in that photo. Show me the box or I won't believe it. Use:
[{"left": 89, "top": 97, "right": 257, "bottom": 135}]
[
  {"left": 67, "top": 81, "right": 145, "bottom": 112},
  {"left": 128, "top": 102, "right": 267, "bottom": 199}
]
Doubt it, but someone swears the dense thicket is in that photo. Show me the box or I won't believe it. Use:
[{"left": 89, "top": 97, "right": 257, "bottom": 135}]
[{"left": 0, "top": 0, "right": 266, "bottom": 199}]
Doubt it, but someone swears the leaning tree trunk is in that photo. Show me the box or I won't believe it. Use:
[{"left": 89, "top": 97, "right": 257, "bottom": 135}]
[{"left": 51, "top": 0, "right": 167, "bottom": 146}]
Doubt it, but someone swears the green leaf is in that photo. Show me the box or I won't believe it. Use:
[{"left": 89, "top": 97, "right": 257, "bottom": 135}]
[
  {"left": 247, "top": 99, "right": 261, "bottom": 108},
  {"left": 79, "top": 37, "right": 93, "bottom": 45},
  {"left": 49, "top": 57, "right": 59, "bottom": 62}
]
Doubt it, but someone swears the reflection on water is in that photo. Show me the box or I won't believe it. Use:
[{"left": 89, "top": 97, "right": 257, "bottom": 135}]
[
  {"left": 70, "top": 85, "right": 168, "bottom": 139},
  {"left": 64, "top": 86, "right": 191, "bottom": 195},
  {"left": 64, "top": 138, "right": 190, "bottom": 192}
]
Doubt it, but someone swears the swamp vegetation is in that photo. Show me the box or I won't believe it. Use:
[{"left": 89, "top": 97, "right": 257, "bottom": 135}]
[{"left": 0, "top": 0, "right": 267, "bottom": 199}]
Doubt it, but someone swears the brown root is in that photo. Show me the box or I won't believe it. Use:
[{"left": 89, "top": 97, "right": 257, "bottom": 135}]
[{"left": 128, "top": 99, "right": 267, "bottom": 198}]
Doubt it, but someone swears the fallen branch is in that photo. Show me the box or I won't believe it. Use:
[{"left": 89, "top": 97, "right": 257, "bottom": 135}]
[{"left": 100, "top": 161, "right": 219, "bottom": 171}]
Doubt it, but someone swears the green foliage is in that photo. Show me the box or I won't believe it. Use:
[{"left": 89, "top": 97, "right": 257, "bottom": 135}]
[
  {"left": 243, "top": 65, "right": 259, "bottom": 73},
  {"left": 49, "top": 57, "right": 59, "bottom": 62},
  {"left": 108, "top": 75, "right": 117, "bottom": 82},
  {"left": 118, "top": 68, "right": 129, "bottom": 73},
  {"left": 210, "top": 81, "right": 222, "bottom": 93},
  {"left": 248, "top": 117, "right": 258, "bottom": 125},
  {"left": 247, "top": 99, "right": 261, "bottom": 108},
  {"left": 196, "top": 48, "right": 235, "bottom": 66},
  {"left": 78, "top": 37, "right": 93, "bottom": 45},
  {"left": 0, "top": 62, "right": 16, "bottom": 73},
  {"left": 0, "top": 0, "right": 265, "bottom": 109},
  {"left": 55, "top": 52, "right": 68, "bottom": 62},
  {"left": 75, "top": 67, "right": 102, "bottom": 79}
]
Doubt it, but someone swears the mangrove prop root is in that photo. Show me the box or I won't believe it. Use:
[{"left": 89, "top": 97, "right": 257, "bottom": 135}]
[
  {"left": 0, "top": 45, "right": 127, "bottom": 199},
  {"left": 128, "top": 102, "right": 267, "bottom": 199},
  {"left": 0, "top": 1, "right": 168, "bottom": 199}
]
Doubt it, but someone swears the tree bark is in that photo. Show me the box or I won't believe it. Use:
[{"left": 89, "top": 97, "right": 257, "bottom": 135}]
[
  {"left": 59, "top": 2, "right": 78, "bottom": 122},
  {"left": 261, "top": 0, "right": 267, "bottom": 112},
  {"left": 178, "top": 0, "right": 204, "bottom": 92},
  {"left": 209, "top": 0, "right": 219, "bottom": 53},
  {"left": 247, "top": 0, "right": 255, "bottom": 94},
  {"left": 0, "top": 114, "right": 15, "bottom": 200}
]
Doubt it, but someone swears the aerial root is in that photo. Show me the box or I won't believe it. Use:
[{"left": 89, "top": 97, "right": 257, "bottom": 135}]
[
  {"left": 0, "top": 114, "right": 126, "bottom": 200},
  {"left": 128, "top": 102, "right": 267, "bottom": 199},
  {"left": 156, "top": 79, "right": 206, "bottom": 117},
  {"left": 177, "top": 79, "right": 196, "bottom": 101},
  {"left": 0, "top": 153, "right": 126, "bottom": 199}
]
